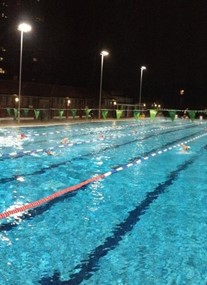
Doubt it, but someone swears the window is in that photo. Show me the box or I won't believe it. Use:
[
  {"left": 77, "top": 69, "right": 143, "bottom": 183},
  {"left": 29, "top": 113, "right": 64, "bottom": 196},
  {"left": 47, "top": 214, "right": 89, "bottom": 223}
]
[{"left": 0, "top": 68, "right": 6, "bottom": 74}]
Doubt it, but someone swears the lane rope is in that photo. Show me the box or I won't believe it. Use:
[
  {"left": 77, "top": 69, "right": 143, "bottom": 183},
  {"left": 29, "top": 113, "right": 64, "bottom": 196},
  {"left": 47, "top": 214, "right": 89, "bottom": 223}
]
[
  {"left": 0, "top": 131, "right": 206, "bottom": 220},
  {"left": 0, "top": 123, "right": 196, "bottom": 160}
]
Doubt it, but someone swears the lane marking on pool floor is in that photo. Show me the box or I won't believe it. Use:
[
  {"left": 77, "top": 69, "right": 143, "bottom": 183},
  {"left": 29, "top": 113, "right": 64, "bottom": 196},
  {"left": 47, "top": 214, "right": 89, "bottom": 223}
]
[
  {"left": 62, "top": 147, "right": 204, "bottom": 285},
  {"left": 0, "top": 131, "right": 206, "bottom": 221}
]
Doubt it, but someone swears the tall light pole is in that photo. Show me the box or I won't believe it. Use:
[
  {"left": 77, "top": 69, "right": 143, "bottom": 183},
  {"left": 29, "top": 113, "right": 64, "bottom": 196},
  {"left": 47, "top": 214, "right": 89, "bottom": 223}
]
[
  {"left": 17, "top": 23, "right": 32, "bottom": 123},
  {"left": 138, "top": 66, "right": 146, "bottom": 110},
  {"left": 98, "top": 50, "right": 109, "bottom": 119}
]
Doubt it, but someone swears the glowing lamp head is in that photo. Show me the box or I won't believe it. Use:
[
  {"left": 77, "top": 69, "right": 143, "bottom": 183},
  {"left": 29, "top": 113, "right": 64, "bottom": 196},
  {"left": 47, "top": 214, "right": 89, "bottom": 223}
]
[
  {"left": 18, "top": 23, "right": 32, "bottom": 33},
  {"left": 100, "top": 50, "right": 109, "bottom": 56}
]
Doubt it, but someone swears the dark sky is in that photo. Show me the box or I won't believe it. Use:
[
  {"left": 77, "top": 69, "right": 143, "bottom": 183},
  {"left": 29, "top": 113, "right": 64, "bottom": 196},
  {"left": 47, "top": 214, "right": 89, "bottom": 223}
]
[{"left": 28, "top": 0, "right": 207, "bottom": 108}]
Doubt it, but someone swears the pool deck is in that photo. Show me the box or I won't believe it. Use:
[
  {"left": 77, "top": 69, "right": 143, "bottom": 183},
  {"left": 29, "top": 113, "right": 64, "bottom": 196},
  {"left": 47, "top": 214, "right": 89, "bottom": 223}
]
[
  {"left": 0, "top": 117, "right": 204, "bottom": 128},
  {"left": 0, "top": 117, "right": 128, "bottom": 128}
]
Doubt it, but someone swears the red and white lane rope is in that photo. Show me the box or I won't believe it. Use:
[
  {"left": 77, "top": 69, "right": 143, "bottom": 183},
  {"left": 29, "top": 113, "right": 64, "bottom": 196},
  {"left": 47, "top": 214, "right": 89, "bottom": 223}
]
[
  {"left": 0, "top": 131, "right": 206, "bottom": 221},
  {"left": 0, "top": 174, "right": 105, "bottom": 220}
]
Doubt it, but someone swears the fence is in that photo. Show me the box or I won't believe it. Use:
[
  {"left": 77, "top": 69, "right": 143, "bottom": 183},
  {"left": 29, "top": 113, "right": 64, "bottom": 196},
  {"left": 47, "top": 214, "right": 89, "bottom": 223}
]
[{"left": 0, "top": 107, "right": 206, "bottom": 122}]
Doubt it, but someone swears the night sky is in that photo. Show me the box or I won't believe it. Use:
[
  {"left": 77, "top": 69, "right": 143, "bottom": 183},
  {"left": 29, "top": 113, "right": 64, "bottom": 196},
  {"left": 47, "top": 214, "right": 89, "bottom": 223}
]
[{"left": 20, "top": 1, "right": 207, "bottom": 108}]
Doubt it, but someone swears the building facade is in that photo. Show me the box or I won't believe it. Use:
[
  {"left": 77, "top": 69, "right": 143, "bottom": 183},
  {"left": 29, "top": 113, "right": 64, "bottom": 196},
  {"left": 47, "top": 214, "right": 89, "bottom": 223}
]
[{"left": 0, "top": 79, "right": 135, "bottom": 120}]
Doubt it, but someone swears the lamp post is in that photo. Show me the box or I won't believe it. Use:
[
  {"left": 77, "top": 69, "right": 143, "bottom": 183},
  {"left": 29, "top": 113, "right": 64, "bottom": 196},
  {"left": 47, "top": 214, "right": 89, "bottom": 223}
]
[
  {"left": 138, "top": 66, "right": 146, "bottom": 110},
  {"left": 180, "top": 89, "right": 185, "bottom": 109},
  {"left": 17, "top": 23, "right": 31, "bottom": 123},
  {"left": 65, "top": 97, "right": 71, "bottom": 119},
  {"left": 112, "top": 99, "right": 117, "bottom": 118},
  {"left": 98, "top": 50, "right": 109, "bottom": 119}
]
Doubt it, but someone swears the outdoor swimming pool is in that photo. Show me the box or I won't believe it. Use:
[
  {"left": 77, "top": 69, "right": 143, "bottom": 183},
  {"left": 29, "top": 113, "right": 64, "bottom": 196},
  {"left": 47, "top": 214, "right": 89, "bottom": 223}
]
[{"left": 0, "top": 118, "right": 207, "bottom": 285}]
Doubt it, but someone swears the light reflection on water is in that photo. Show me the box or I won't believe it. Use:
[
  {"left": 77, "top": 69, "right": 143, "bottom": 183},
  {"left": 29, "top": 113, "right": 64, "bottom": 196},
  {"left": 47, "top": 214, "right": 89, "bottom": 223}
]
[{"left": 0, "top": 120, "right": 207, "bottom": 284}]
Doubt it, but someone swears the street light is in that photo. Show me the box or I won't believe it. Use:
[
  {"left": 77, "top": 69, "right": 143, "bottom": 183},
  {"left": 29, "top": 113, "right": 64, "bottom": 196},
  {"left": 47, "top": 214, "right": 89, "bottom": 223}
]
[
  {"left": 138, "top": 66, "right": 146, "bottom": 110},
  {"left": 65, "top": 97, "right": 71, "bottom": 119},
  {"left": 17, "top": 23, "right": 32, "bottom": 123},
  {"left": 98, "top": 50, "right": 109, "bottom": 119}
]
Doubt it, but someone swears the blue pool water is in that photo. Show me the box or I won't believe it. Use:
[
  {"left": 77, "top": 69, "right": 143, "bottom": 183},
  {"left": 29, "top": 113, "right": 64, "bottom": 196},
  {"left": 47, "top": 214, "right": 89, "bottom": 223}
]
[{"left": 0, "top": 118, "right": 207, "bottom": 285}]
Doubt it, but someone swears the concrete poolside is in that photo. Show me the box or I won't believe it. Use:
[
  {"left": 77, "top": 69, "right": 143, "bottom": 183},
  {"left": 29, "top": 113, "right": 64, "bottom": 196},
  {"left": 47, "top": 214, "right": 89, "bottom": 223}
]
[{"left": 0, "top": 117, "right": 129, "bottom": 128}]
